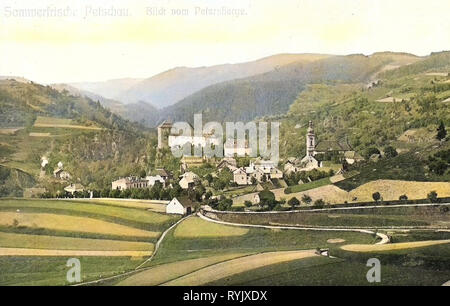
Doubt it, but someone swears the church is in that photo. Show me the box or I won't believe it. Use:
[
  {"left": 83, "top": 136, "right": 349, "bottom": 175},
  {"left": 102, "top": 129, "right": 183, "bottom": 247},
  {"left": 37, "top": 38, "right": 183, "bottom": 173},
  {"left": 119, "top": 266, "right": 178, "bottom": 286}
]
[
  {"left": 299, "top": 121, "right": 320, "bottom": 171},
  {"left": 285, "top": 121, "right": 355, "bottom": 173}
]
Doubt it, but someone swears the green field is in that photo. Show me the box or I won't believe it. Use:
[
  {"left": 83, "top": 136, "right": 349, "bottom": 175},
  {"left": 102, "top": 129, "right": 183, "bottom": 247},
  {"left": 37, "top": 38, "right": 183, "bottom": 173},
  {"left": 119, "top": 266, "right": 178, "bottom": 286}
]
[
  {"left": 148, "top": 216, "right": 376, "bottom": 267},
  {"left": 0, "top": 198, "right": 179, "bottom": 285},
  {"left": 0, "top": 199, "right": 178, "bottom": 231},
  {"left": 285, "top": 177, "right": 331, "bottom": 194}
]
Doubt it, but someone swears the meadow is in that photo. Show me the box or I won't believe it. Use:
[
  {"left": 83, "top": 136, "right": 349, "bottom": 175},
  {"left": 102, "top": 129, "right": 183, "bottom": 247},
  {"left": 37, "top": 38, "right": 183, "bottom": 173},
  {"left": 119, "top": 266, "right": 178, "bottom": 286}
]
[{"left": 0, "top": 198, "right": 179, "bottom": 285}]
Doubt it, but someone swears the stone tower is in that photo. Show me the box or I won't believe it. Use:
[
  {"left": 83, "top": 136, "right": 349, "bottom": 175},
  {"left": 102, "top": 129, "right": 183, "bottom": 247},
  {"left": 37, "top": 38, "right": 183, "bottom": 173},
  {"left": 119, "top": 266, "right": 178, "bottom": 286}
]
[
  {"left": 306, "top": 121, "right": 315, "bottom": 157},
  {"left": 157, "top": 120, "right": 173, "bottom": 149}
]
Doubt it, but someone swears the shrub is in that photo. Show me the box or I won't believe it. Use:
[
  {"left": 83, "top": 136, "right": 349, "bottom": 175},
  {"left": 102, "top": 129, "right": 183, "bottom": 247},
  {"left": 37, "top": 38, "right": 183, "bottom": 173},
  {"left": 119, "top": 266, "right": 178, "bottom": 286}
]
[
  {"left": 244, "top": 200, "right": 252, "bottom": 208},
  {"left": 384, "top": 146, "right": 398, "bottom": 158},
  {"left": 313, "top": 199, "right": 325, "bottom": 208},
  {"left": 301, "top": 194, "right": 312, "bottom": 205},
  {"left": 288, "top": 197, "right": 300, "bottom": 208},
  {"left": 372, "top": 192, "right": 381, "bottom": 202},
  {"left": 427, "top": 191, "right": 438, "bottom": 203},
  {"left": 399, "top": 194, "right": 408, "bottom": 202}
]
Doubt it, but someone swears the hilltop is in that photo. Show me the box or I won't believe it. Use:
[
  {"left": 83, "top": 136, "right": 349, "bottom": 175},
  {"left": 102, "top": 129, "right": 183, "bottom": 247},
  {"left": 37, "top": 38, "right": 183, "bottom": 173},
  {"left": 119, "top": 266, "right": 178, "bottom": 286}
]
[{"left": 0, "top": 80, "right": 157, "bottom": 196}]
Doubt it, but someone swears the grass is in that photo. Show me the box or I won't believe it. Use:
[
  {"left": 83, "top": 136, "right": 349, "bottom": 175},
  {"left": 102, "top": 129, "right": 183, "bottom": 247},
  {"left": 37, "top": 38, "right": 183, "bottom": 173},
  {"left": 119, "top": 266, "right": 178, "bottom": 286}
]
[
  {"left": 34, "top": 116, "right": 73, "bottom": 125},
  {"left": 205, "top": 236, "right": 450, "bottom": 286},
  {"left": 341, "top": 239, "right": 450, "bottom": 252},
  {"left": 33, "top": 116, "right": 102, "bottom": 130},
  {"left": 0, "top": 199, "right": 178, "bottom": 231},
  {"left": 153, "top": 217, "right": 375, "bottom": 265},
  {"left": 214, "top": 210, "right": 431, "bottom": 228},
  {"left": 206, "top": 255, "right": 449, "bottom": 286},
  {"left": 173, "top": 217, "right": 249, "bottom": 238},
  {"left": 285, "top": 177, "right": 331, "bottom": 194},
  {"left": 162, "top": 250, "right": 317, "bottom": 286},
  {"left": 0, "top": 212, "right": 158, "bottom": 238},
  {"left": 83, "top": 199, "right": 168, "bottom": 212},
  {"left": 335, "top": 148, "right": 448, "bottom": 191},
  {"left": 0, "top": 256, "right": 140, "bottom": 286},
  {"left": 115, "top": 253, "right": 250, "bottom": 286},
  {"left": 349, "top": 179, "right": 450, "bottom": 202},
  {"left": 0, "top": 232, "right": 153, "bottom": 251}
]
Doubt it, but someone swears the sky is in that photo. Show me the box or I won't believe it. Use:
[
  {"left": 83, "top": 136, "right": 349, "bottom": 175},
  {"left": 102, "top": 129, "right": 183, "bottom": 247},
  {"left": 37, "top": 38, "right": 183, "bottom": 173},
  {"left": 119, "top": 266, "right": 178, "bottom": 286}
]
[{"left": 1, "top": 0, "right": 449, "bottom": 84}]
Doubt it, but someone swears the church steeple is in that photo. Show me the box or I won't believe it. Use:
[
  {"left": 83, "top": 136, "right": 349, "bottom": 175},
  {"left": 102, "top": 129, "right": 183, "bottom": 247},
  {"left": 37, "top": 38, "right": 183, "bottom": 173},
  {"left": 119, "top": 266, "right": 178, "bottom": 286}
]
[{"left": 306, "top": 121, "right": 315, "bottom": 157}]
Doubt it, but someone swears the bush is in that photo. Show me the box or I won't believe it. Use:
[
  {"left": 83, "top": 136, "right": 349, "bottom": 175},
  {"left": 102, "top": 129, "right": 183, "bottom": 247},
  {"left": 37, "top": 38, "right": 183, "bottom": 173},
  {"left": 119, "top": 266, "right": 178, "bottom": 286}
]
[
  {"left": 288, "top": 197, "right": 300, "bottom": 208},
  {"left": 313, "top": 199, "right": 325, "bottom": 208},
  {"left": 244, "top": 200, "right": 252, "bottom": 208},
  {"left": 301, "top": 194, "right": 312, "bottom": 205},
  {"left": 427, "top": 191, "right": 438, "bottom": 203},
  {"left": 372, "top": 192, "right": 381, "bottom": 202},
  {"left": 384, "top": 146, "right": 398, "bottom": 158}
]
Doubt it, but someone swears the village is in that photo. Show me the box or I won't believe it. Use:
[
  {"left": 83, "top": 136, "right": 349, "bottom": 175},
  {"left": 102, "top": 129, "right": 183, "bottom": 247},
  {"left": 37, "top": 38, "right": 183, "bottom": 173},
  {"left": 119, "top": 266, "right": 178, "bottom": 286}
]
[{"left": 38, "top": 119, "right": 372, "bottom": 216}]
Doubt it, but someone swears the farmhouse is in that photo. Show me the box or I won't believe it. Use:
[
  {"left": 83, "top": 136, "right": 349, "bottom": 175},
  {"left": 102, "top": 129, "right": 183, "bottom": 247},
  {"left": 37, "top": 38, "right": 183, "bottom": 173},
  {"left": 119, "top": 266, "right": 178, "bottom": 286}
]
[
  {"left": 233, "top": 160, "right": 283, "bottom": 185},
  {"left": 111, "top": 176, "right": 148, "bottom": 190},
  {"left": 179, "top": 171, "right": 199, "bottom": 189},
  {"left": 64, "top": 183, "right": 84, "bottom": 195},
  {"left": 233, "top": 168, "right": 248, "bottom": 185},
  {"left": 146, "top": 175, "right": 165, "bottom": 187},
  {"left": 53, "top": 168, "right": 72, "bottom": 180},
  {"left": 166, "top": 197, "right": 196, "bottom": 215},
  {"left": 217, "top": 157, "right": 238, "bottom": 172}
]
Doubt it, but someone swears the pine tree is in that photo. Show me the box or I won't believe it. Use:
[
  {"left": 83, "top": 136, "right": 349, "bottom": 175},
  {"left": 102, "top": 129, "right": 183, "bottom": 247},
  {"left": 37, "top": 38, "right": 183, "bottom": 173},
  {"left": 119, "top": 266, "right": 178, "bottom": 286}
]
[{"left": 436, "top": 121, "right": 447, "bottom": 141}]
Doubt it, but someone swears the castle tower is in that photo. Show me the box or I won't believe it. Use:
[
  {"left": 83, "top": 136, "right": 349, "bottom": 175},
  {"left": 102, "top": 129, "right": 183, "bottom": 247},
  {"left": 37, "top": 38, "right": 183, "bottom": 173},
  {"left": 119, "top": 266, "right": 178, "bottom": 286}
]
[
  {"left": 157, "top": 120, "right": 173, "bottom": 149},
  {"left": 306, "top": 121, "right": 315, "bottom": 157}
]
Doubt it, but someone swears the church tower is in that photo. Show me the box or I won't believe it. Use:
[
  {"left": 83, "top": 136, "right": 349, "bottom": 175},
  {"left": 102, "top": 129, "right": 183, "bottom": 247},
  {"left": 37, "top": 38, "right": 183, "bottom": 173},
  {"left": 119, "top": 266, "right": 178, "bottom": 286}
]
[
  {"left": 157, "top": 120, "right": 173, "bottom": 149},
  {"left": 306, "top": 121, "right": 315, "bottom": 157}
]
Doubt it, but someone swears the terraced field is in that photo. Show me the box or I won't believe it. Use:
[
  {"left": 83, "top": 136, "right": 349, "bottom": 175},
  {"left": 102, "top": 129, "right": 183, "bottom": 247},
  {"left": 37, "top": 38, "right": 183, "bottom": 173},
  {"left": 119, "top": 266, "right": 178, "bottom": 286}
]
[
  {"left": 117, "top": 253, "right": 250, "bottom": 286},
  {"left": 0, "top": 212, "right": 158, "bottom": 238},
  {"left": 0, "top": 199, "right": 179, "bottom": 285},
  {"left": 162, "top": 250, "right": 317, "bottom": 286}
]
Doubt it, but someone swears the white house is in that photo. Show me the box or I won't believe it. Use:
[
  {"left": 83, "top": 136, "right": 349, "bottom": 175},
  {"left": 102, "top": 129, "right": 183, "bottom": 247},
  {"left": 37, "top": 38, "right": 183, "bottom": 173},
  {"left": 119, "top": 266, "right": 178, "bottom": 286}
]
[
  {"left": 64, "top": 183, "right": 85, "bottom": 195},
  {"left": 233, "top": 168, "right": 248, "bottom": 185},
  {"left": 179, "top": 171, "right": 199, "bottom": 189},
  {"left": 166, "top": 197, "right": 196, "bottom": 215},
  {"left": 146, "top": 175, "right": 165, "bottom": 187}
]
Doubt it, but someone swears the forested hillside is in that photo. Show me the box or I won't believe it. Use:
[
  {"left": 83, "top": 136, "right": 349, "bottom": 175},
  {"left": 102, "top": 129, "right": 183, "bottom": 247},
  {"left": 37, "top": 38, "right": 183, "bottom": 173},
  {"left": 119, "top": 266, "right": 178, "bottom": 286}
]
[{"left": 151, "top": 53, "right": 420, "bottom": 126}]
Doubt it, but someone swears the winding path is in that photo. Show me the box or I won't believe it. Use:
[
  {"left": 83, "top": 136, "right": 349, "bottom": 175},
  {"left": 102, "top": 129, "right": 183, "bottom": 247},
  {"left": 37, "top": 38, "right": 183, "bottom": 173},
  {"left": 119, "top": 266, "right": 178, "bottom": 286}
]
[{"left": 197, "top": 212, "right": 390, "bottom": 245}]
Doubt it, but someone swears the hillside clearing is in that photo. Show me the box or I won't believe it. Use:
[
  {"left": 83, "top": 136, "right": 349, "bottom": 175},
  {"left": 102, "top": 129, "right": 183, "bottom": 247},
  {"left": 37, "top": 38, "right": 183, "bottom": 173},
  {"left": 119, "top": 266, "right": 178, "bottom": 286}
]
[
  {"left": 84, "top": 199, "right": 168, "bottom": 212},
  {"left": 0, "top": 247, "right": 151, "bottom": 257},
  {"left": 173, "top": 217, "right": 249, "bottom": 238},
  {"left": 117, "top": 253, "right": 250, "bottom": 286},
  {"left": 0, "top": 212, "right": 158, "bottom": 238},
  {"left": 0, "top": 232, "right": 153, "bottom": 251},
  {"left": 341, "top": 239, "right": 450, "bottom": 252},
  {"left": 349, "top": 180, "right": 450, "bottom": 202},
  {"left": 161, "top": 250, "right": 317, "bottom": 286},
  {"left": 0, "top": 199, "right": 173, "bottom": 225}
]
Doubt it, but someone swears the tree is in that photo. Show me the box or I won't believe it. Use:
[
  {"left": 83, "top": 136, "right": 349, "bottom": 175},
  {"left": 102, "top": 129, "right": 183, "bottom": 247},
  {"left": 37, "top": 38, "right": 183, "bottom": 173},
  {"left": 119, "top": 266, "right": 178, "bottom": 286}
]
[
  {"left": 251, "top": 176, "right": 257, "bottom": 185},
  {"left": 288, "top": 197, "right": 300, "bottom": 208},
  {"left": 372, "top": 192, "right": 381, "bottom": 203},
  {"left": 258, "top": 189, "right": 277, "bottom": 210},
  {"left": 244, "top": 200, "right": 252, "bottom": 208},
  {"left": 313, "top": 199, "right": 325, "bottom": 208},
  {"left": 301, "top": 194, "right": 312, "bottom": 205},
  {"left": 217, "top": 198, "right": 233, "bottom": 211},
  {"left": 384, "top": 146, "right": 398, "bottom": 158},
  {"left": 427, "top": 190, "right": 438, "bottom": 203},
  {"left": 205, "top": 173, "right": 213, "bottom": 184},
  {"left": 139, "top": 169, "right": 147, "bottom": 178},
  {"left": 436, "top": 121, "right": 447, "bottom": 141},
  {"left": 363, "top": 147, "right": 381, "bottom": 159}
]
